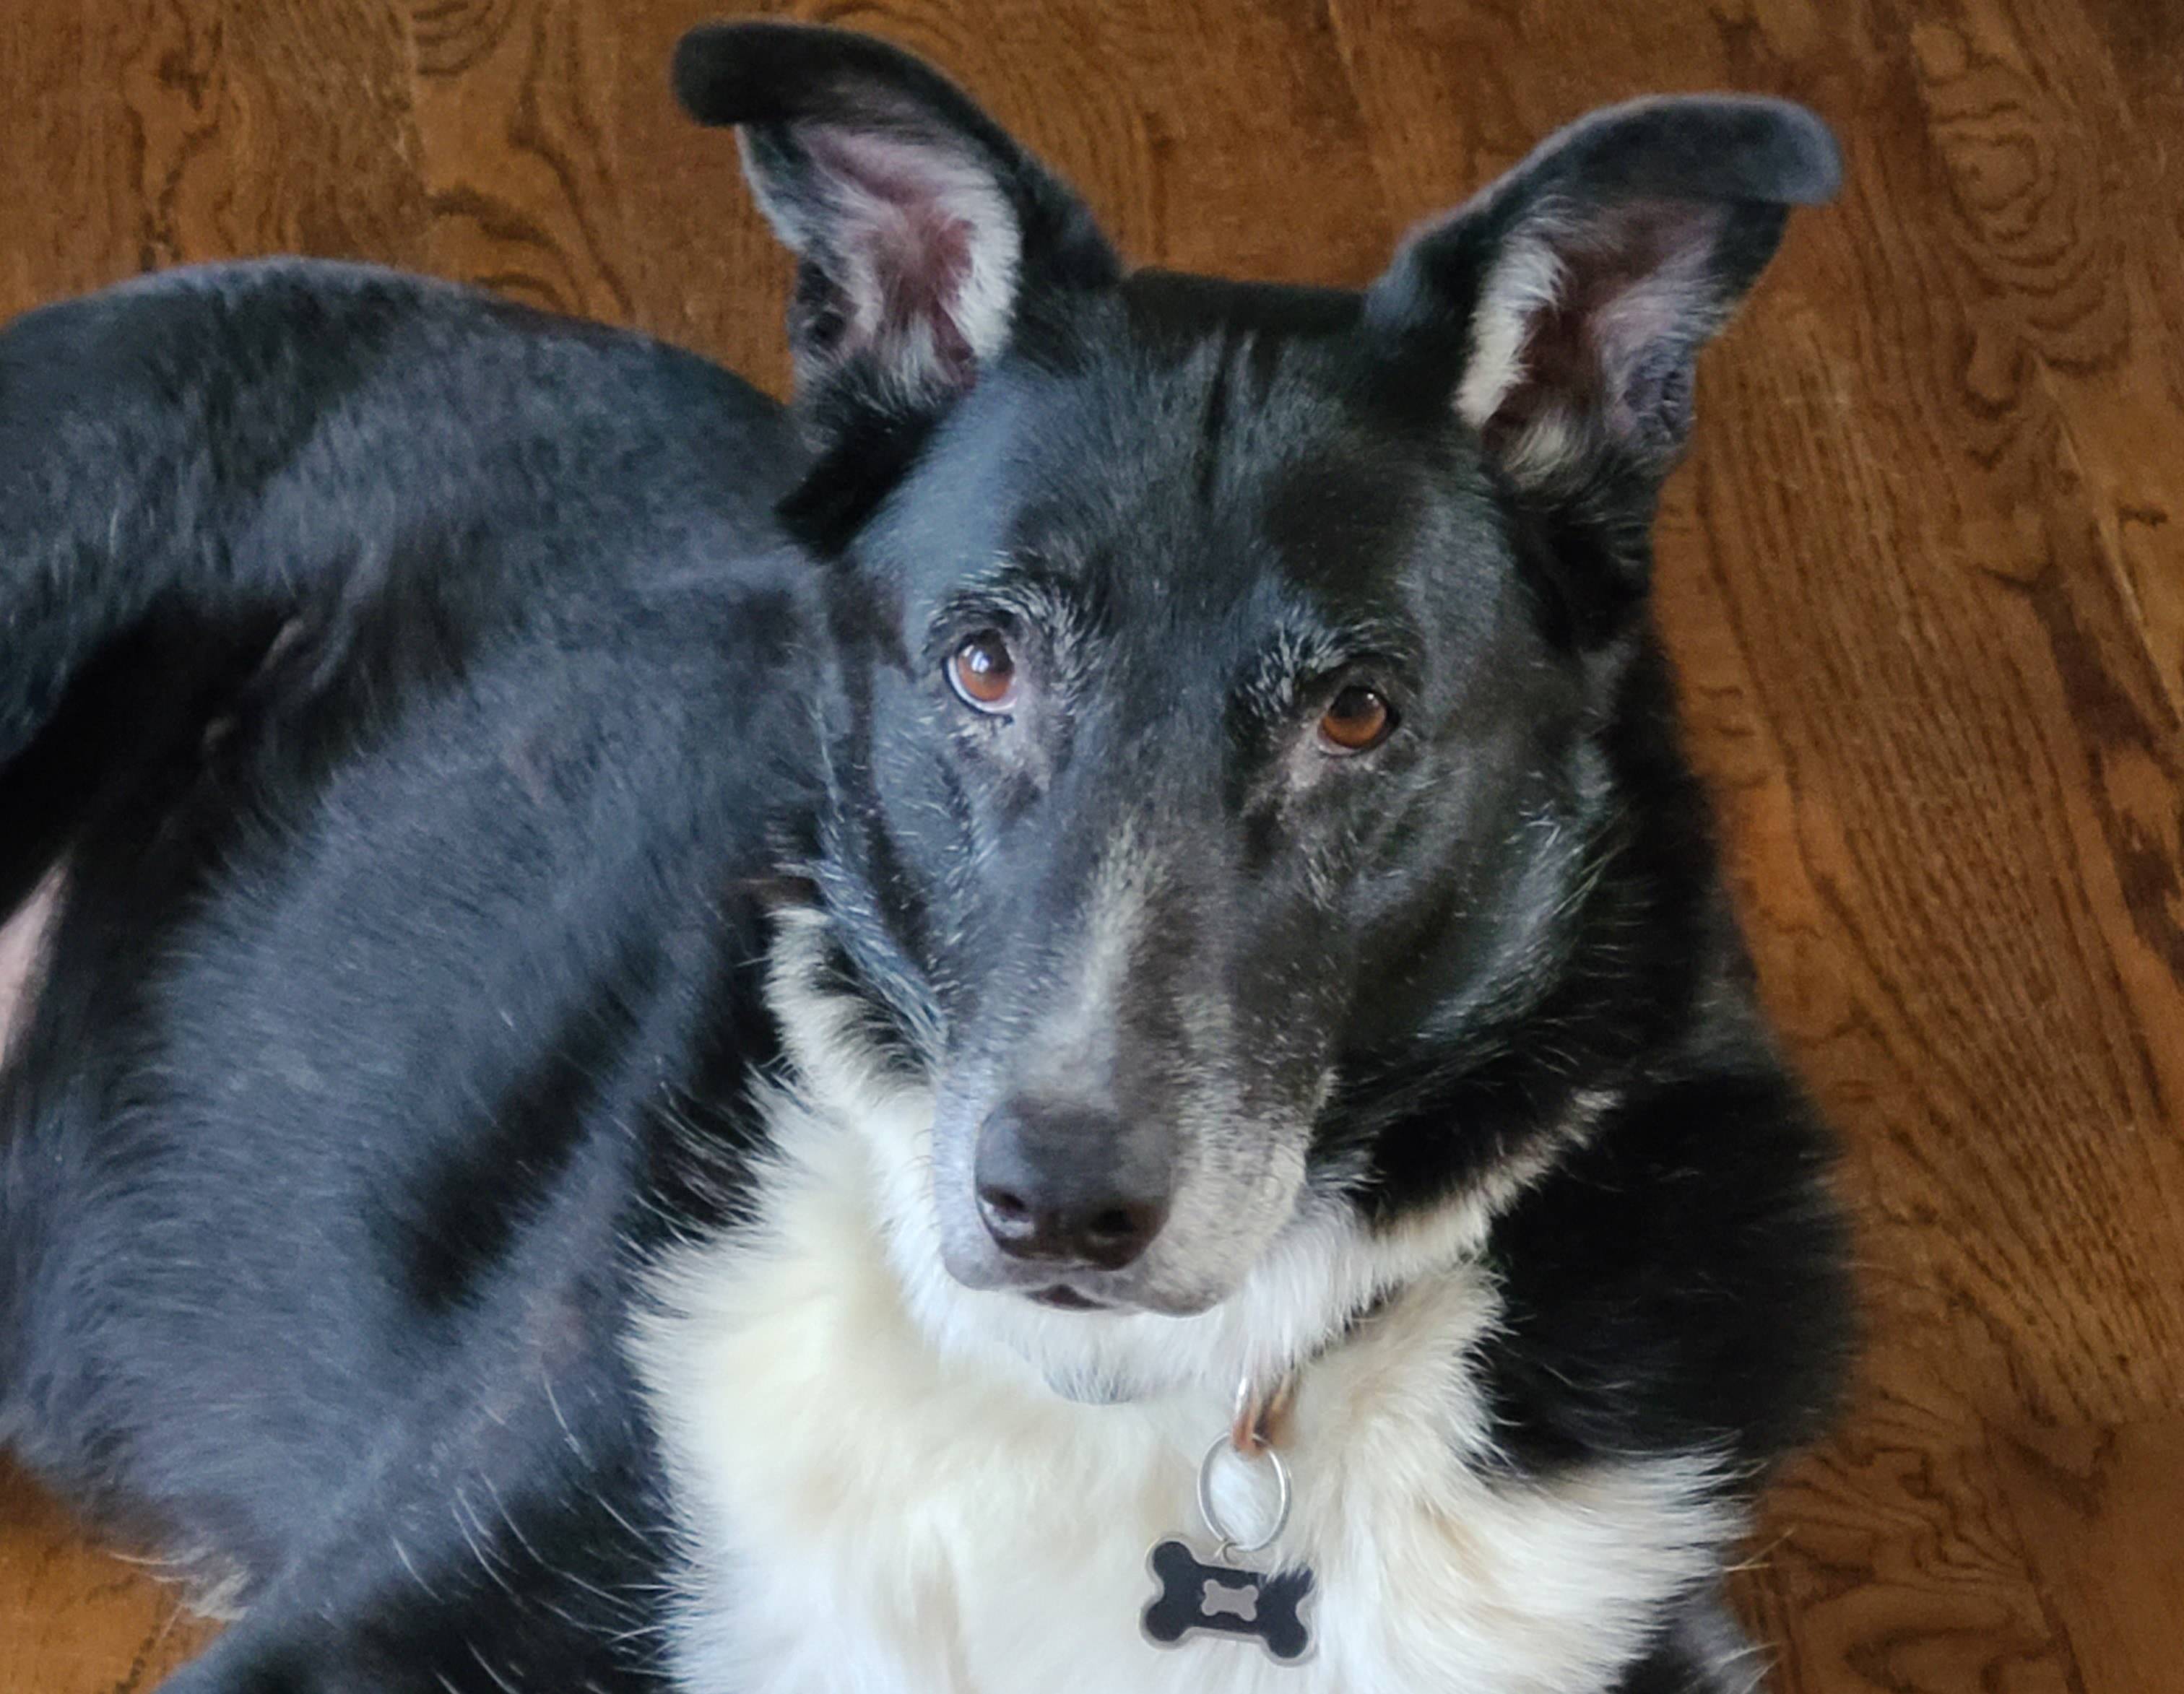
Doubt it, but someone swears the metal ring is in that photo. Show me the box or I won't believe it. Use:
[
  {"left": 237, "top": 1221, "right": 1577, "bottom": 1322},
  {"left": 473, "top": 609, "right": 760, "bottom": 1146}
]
[{"left": 1196, "top": 1434, "right": 1293, "bottom": 1558}]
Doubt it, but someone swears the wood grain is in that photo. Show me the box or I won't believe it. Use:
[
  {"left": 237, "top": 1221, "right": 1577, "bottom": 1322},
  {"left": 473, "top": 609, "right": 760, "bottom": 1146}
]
[
  {"left": 0, "top": 1467, "right": 214, "bottom": 1693},
  {"left": 1, "top": 1, "right": 2179, "bottom": 1689}
]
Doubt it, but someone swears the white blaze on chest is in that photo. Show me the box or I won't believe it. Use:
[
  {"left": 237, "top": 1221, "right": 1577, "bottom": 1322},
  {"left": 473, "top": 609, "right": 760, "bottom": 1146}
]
[{"left": 635, "top": 1085, "right": 1739, "bottom": 1694}]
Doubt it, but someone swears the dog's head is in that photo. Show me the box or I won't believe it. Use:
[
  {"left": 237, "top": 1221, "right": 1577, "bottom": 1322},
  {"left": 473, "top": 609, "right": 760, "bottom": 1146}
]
[{"left": 677, "top": 25, "right": 1836, "bottom": 1342}]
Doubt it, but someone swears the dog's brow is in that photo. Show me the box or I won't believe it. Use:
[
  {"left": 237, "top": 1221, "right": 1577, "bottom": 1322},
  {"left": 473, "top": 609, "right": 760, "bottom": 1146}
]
[
  {"left": 932, "top": 557, "right": 1097, "bottom": 643},
  {"left": 1243, "top": 617, "right": 1418, "bottom": 711}
]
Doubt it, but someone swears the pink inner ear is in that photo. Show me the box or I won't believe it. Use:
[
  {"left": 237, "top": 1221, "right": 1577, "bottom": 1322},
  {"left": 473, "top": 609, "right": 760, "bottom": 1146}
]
[
  {"left": 870, "top": 200, "right": 976, "bottom": 381},
  {"left": 1484, "top": 198, "right": 1727, "bottom": 464},
  {"left": 1585, "top": 199, "right": 1725, "bottom": 400},
  {"left": 800, "top": 128, "right": 1016, "bottom": 388}
]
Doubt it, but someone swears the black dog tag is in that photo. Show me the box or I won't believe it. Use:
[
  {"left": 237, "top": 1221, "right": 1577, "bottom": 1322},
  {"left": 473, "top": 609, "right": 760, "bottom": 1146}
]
[{"left": 1141, "top": 1538, "right": 1314, "bottom": 1663}]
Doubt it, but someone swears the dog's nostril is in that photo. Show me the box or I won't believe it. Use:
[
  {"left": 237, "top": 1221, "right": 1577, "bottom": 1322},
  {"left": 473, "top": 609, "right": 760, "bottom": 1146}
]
[
  {"left": 1086, "top": 1207, "right": 1142, "bottom": 1245},
  {"left": 978, "top": 1183, "right": 1032, "bottom": 1228},
  {"left": 1072, "top": 1199, "right": 1169, "bottom": 1271}
]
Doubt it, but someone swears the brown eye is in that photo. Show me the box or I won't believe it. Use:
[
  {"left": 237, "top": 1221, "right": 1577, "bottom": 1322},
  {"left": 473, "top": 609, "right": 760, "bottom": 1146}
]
[
  {"left": 1318, "top": 685, "right": 1394, "bottom": 753},
  {"left": 948, "top": 630, "right": 1018, "bottom": 712}
]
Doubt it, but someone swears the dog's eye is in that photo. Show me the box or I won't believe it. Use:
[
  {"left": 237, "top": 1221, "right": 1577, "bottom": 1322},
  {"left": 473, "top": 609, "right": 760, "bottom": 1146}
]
[
  {"left": 1318, "top": 685, "right": 1394, "bottom": 753},
  {"left": 948, "top": 630, "right": 1018, "bottom": 712}
]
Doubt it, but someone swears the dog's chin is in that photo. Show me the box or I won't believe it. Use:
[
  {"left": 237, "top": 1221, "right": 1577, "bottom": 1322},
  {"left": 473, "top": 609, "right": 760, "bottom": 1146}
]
[
  {"left": 1023, "top": 1282, "right": 1226, "bottom": 1319},
  {"left": 913, "top": 1184, "right": 1328, "bottom": 1404}
]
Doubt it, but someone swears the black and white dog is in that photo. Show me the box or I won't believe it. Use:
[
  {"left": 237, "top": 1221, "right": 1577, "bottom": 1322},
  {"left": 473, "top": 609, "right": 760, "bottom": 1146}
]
[{"left": 0, "top": 21, "right": 1852, "bottom": 1693}]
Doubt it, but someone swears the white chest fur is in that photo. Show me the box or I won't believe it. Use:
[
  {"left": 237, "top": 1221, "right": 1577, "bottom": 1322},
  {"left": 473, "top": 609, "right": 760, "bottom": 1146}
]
[{"left": 634, "top": 1082, "right": 1737, "bottom": 1694}]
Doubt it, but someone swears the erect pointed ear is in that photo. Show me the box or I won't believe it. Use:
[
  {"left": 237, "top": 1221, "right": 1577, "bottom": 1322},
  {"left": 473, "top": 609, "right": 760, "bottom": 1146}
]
[
  {"left": 1365, "top": 96, "right": 1840, "bottom": 498},
  {"left": 674, "top": 22, "right": 1117, "bottom": 443}
]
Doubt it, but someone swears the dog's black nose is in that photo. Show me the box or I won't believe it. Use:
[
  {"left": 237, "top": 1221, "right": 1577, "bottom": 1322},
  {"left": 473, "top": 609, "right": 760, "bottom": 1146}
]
[{"left": 974, "top": 1098, "right": 1174, "bottom": 1272}]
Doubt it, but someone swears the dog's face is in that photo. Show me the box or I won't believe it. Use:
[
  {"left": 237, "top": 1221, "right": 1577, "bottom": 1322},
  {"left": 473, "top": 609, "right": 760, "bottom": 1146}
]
[
  {"left": 846, "top": 309, "right": 1590, "bottom": 1317},
  {"left": 677, "top": 25, "right": 1838, "bottom": 1329}
]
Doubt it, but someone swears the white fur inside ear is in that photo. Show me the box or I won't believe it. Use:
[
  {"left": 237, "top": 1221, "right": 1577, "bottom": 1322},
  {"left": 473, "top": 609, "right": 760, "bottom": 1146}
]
[
  {"left": 745, "top": 124, "right": 1023, "bottom": 387},
  {"left": 1453, "top": 229, "right": 1566, "bottom": 431},
  {"left": 0, "top": 863, "right": 66, "bottom": 1072}
]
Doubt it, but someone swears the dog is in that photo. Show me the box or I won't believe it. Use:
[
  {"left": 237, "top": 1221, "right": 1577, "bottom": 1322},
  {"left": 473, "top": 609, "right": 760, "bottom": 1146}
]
[{"left": 0, "top": 20, "right": 1852, "bottom": 1693}]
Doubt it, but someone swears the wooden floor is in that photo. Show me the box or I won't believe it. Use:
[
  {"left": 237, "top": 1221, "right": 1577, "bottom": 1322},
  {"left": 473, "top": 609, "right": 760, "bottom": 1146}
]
[{"left": 2, "top": 1, "right": 2180, "bottom": 1689}]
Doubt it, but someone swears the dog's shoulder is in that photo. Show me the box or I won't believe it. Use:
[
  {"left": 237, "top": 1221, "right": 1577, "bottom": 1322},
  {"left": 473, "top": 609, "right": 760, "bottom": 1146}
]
[{"left": 1479, "top": 1050, "right": 1854, "bottom": 1478}]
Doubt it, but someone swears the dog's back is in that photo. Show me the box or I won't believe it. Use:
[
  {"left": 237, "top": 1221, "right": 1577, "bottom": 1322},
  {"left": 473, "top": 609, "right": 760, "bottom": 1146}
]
[{"left": 0, "top": 260, "right": 819, "bottom": 1680}]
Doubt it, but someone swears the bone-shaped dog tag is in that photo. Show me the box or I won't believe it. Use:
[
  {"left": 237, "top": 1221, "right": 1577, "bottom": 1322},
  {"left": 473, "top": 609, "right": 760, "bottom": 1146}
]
[{"left": 1141, "top": 1539, "right": 1314, "bottom": 1664}]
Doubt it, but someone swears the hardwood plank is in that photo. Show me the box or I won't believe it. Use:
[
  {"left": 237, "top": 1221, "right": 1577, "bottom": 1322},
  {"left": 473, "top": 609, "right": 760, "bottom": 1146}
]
[
  {"left": 407, "top": 0, "right": 637, "bottom": 317},
  {"left": 1730, "top": 1403, "right": 2081, "bottom": 1694},
  {"left": 1990, "top": 1419, "right": 2184, "bottom": 1694},
  {"left": 0, "top": 1462, "right": 217, "bottom": 1693}
]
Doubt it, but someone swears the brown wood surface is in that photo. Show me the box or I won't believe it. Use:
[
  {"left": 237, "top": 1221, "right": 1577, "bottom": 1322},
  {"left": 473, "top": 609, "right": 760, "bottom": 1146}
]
[{"left": 1, "top": 1, "right": 2179, "bottom": 1689}]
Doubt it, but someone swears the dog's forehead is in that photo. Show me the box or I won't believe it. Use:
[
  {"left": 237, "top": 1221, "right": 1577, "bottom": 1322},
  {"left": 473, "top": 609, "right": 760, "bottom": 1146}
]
[
  {"left": 1113, "top": 269, "right": 1366, "bottom": 345},
  {"left": 898, "top": 280, "right": 1498, "bottom": 617}
]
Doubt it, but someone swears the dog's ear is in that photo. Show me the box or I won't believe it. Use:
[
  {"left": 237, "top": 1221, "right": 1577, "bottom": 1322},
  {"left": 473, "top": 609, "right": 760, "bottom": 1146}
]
[
  {"left": 674, "top": 22, "right": 1116, "bottom": 445},
  {"left": 1366, "top": 95, "right": 1839, "bottom": 503}
]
